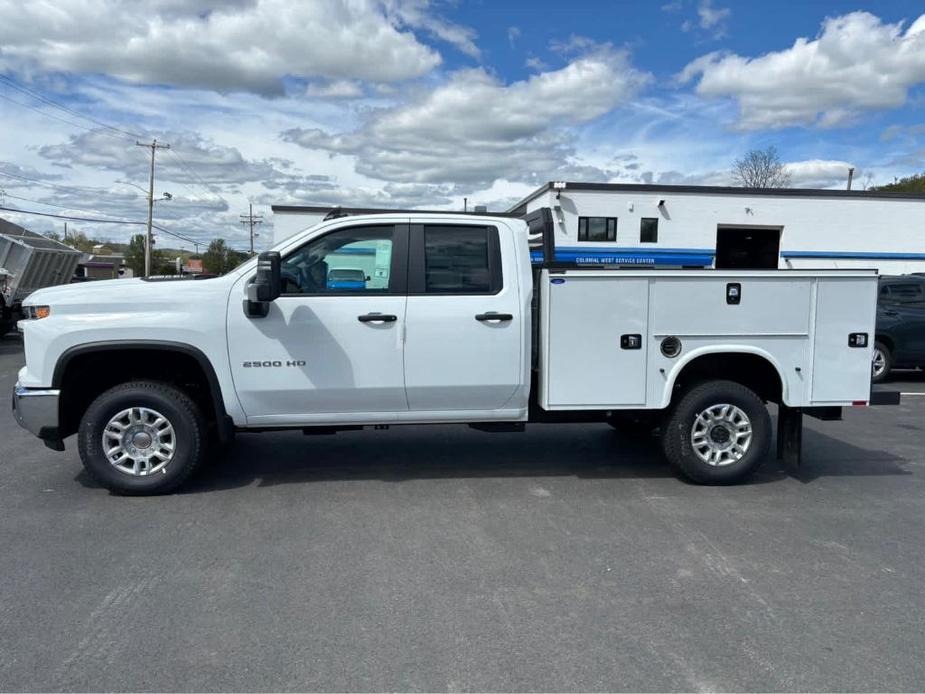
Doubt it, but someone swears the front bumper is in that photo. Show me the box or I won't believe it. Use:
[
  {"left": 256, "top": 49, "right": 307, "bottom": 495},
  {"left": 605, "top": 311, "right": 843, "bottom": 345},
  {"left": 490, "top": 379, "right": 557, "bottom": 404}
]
[{"left": 12, "top": 382, "right": 62, "bottom": 444}]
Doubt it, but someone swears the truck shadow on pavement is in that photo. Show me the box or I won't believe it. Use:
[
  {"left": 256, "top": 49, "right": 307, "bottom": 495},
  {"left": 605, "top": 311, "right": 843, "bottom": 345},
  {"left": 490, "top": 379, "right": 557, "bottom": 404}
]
[{"left": 76, "top": 422, "right": 909, "bottom": 494}]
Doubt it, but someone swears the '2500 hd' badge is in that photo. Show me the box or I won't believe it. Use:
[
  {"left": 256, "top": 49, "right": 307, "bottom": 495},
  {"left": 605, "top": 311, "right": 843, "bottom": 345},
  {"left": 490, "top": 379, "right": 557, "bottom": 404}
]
[{"left": 243, "top": 360, "right": 306, "bottom": 368}]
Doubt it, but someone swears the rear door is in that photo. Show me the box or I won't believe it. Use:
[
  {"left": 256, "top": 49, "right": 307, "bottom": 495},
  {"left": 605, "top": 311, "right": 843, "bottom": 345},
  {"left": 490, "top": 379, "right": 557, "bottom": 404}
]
[{"left": 403, "top": 223, "right": 523, "bottom": 412}]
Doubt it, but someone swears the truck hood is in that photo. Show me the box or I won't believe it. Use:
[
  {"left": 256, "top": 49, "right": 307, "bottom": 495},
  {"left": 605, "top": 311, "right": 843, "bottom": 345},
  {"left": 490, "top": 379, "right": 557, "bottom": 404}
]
[{"left": 25, "top": 276, "right": 232, "bottom": 310}]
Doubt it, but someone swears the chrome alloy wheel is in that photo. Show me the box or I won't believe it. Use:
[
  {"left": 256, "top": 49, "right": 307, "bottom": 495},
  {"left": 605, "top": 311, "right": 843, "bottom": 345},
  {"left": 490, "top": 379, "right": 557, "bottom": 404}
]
[
  {"left": 102, "top": 407, "right": 176, "bottom": 476},
  {"left": 690, "top": 403, "right": 753, "bottom": 467},
  {"left": 872, "top": 347, "right": 887, "bottom": 379}
]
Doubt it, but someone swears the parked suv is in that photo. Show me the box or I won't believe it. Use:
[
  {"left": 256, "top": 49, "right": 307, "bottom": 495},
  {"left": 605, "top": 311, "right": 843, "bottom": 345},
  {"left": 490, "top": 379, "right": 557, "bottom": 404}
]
[{"left": 873, "top": 275, "right": 925, "bottom": 382}]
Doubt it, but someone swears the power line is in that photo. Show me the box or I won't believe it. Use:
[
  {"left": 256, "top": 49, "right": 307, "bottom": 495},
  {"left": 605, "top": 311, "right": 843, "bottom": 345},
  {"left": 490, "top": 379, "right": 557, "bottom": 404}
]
[
  {"left": 0, "top": 91, "right": 131, "bottom": 141},
  {"left": 0, "top": 169, "right": 142, "bottom": 198},
  {"left": 0, "top": 203, "right": 245, "bottom": 251},
  {"left": 0, "top": 203, "right": 204, "bottom": 247},
  {"left": 0, "top": 204, "right": 145, "bottom": 225},
  {"left": 0, "top": 77, "right": 246, "bottom": 223},
  {"left": 166, "top": 148, "right": 230, "bottom": 205},
  {"left": 0, "top": 74, "right": 143, "bottom": 140},
  {"left": 2, "top": 192, "right": 140, "bottom": 220}
]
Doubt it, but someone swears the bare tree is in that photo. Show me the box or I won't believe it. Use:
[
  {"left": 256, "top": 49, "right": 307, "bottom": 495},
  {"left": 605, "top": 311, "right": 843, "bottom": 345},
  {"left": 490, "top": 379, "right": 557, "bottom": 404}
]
[{"left": 732, "top": 146, "right": 792, "bottom": 188}]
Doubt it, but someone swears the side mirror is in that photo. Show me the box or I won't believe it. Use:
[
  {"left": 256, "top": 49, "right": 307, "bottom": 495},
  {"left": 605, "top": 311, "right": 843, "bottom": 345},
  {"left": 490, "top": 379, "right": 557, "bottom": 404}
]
[{"left": 244, "top": 251, "right": 281, "bottom": 318}]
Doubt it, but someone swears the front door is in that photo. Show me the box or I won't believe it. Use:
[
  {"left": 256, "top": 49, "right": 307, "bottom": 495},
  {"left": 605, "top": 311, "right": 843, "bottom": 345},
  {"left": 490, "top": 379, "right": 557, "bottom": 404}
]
[
  {"left": 227, "top": 224, "right": 409, "bottom": 423},
  {"left": 403, "top": 223, "right": 524, "bottom": 413}
]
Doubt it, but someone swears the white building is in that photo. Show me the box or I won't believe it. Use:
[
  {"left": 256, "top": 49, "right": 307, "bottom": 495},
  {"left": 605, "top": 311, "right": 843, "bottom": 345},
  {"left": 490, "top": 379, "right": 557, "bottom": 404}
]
[{"left": 272, "top": 182, "right": 925, "bottom": 275}]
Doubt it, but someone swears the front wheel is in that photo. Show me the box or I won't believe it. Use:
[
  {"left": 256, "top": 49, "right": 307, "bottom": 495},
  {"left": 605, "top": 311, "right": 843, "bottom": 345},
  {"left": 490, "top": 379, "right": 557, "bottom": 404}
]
[
  {"left": 661, "top": 380, "right": 771, "bottom": 485},
  {"left": 78, "top": 381, "right": 206, "bottom": 495}
]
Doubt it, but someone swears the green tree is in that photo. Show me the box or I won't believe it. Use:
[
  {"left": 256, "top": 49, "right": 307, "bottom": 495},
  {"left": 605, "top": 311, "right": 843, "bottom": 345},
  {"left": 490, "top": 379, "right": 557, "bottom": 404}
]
[
  {"left": 125, "top": 234, "right": 147, "bottom": 277},
  {"left": 202, "top": 238, "right": 241, "bottom": 275},
  {"left": 871, "top": 173, "right": 925, "bottom": 193},
  {"left": 62, "top": 230, "right": 97, "bottom": 252}
]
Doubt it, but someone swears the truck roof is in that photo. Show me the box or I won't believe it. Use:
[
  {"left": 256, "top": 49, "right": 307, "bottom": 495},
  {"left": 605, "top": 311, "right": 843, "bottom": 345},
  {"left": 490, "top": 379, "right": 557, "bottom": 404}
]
[{"left": 270, "top": 204, "right": 519, "bottom": 218}]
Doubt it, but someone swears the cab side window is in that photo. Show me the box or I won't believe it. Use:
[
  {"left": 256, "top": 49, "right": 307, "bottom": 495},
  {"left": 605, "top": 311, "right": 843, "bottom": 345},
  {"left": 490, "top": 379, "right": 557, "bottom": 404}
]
[
  {"left": 280, "top": 226, "right": 396, "bottom": 295},
  {"left": 410, "top": 224, "right": 502, "bottom": 294}
]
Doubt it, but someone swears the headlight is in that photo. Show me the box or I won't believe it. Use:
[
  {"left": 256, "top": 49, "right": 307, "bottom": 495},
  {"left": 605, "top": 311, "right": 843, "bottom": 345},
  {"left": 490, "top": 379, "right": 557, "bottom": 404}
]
[{"left": 22, "top": 305, "right": 51, "bottom": 320}]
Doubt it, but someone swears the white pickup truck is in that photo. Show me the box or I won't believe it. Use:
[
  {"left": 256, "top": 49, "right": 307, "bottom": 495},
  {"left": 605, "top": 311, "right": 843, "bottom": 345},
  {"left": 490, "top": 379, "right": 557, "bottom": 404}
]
[{"left": 12, "top": 210, "right": 897, "bottom": 494}]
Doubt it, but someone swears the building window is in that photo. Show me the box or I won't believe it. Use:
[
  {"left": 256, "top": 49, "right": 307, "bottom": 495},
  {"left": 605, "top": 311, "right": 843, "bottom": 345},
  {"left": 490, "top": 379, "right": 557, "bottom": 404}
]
[
  {"left": 640, "top": 217, "right": 658, "bottom": 243},
  {"left": 578, "top": 217, "right": 617, "bottom": 242}
]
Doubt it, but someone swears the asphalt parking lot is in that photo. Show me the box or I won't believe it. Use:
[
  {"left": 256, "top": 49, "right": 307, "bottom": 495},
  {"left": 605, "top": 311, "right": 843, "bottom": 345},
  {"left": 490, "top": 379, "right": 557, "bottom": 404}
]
[{"left": 1, "top": 333, "right": 924, "bottom": 692}]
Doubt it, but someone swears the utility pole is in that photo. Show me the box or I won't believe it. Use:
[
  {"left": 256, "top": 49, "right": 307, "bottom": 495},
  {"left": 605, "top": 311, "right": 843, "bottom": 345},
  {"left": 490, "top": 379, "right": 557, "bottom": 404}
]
[
  {"left": 239, "top": 203, "right": 263, "bottom": 256},
  {"left": 846, "top": 167, "right": 855, "bottom": 191},
  {"left": 136, "top": 138, "right": 170, "bottom": 277}
]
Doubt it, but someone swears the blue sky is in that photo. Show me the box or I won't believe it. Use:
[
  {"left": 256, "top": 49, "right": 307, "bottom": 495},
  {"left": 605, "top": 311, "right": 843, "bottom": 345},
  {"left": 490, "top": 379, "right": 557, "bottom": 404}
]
[{"left": 0, "top": 0, "right": 923, "bottom": 250}]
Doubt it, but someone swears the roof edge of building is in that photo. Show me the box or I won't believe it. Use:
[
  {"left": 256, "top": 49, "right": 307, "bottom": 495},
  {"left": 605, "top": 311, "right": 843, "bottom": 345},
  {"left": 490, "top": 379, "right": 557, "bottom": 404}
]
[{"left": 505, "top": 181, "right": 925, "bottom": 213}]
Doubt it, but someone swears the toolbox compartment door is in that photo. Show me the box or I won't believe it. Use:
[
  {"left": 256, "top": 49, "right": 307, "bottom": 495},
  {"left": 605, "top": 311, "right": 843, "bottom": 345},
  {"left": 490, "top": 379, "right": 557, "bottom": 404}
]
[
  {"left": 811, "top": 277, "right": 878, "bottom": 403},
  {"left": 542, "top": 275, "right": 649, "bottom": 408}
]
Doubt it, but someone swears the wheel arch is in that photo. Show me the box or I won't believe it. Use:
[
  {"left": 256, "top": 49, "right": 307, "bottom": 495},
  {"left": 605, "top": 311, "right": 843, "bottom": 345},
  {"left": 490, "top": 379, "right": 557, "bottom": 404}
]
[
  {"left": 662, "top": 346, "right": 789, "bottom": 408},
  {"left": 53, "top": 340, "right": 233, "bottom": 442},
  {"left": 874, "top": 333, "right": 894, "bottom": 353}
]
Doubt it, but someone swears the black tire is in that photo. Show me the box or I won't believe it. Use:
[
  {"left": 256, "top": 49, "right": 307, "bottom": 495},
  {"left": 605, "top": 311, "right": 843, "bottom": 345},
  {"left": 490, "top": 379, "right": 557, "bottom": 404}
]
[
  {"left": 871, "top": 341, "right": 892, "bottom": 383},
  {"left": 78, "top": 381, "right": 206, "bottom": 495},
  {"left": 0, "top": 322, "right": 11, "bottom": 339},
  {"left": 661, "top": 380, "right": 771, "bottom": 485}
]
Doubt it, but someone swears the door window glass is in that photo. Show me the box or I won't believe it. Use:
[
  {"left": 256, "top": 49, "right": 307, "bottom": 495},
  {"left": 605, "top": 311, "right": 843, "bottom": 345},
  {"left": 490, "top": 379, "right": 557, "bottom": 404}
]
[
  {"left": 280, "top": 226, "right": 393, "bottom": 294},
  {"left": 424, "top": 226, "right": 493, "bottom": 293}
]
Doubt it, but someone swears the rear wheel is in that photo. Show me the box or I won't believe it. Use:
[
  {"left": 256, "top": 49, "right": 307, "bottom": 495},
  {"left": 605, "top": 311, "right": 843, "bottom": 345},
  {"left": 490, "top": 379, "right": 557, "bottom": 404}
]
[
  {"left": 78, "top": 381, "right": 206, "bottom": 495},
  {"left": 661, "top": 380, "right": 771, "bottom": 484},
  {"left": 871, "top": 341, "right": 892, "bottom": 383}
]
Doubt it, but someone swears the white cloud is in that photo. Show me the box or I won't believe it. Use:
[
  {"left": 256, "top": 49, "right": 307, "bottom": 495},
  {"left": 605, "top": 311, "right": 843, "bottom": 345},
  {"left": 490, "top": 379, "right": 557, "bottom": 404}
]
[
  {"left": 697, "top": 0, "right": 730, "bottom": 34},
  {"left": 679, "top": 11, "right": 925, "bottom": 129},
  {"left": 305, "top": 81, "right": 365, "bottom": 99},
  {"left": 508, "top": 26, "right": 521, "bottom": 48},
  {"left": 784, "top": 159, "right": 855, "bottom": 189},
  {"left": 257, "top": 180, "right": 455, "bottom": 209},
  {"left": 282, "top": 47, "right": 651, "bottom": 189},
  {"left": 0, "top": 161, "right": 63, "bottom": 187},
  {"left": 0, "top": 0, "right": 442, "bottom": 95},
  {"left": 383, "top": 0, "right": 480, "bottom": 59},
  {"left": 38, "top": 129, "right": 298, "bottom": 189},
  {"left": 881, "top": 123, "right": 925, "bottom": 141}
]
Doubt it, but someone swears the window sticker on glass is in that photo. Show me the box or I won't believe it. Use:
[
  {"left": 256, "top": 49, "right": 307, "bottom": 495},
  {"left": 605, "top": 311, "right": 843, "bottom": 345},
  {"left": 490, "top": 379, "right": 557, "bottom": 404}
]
[{"left": 373, "top": 239, "right": 392, "bottom": 287}]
